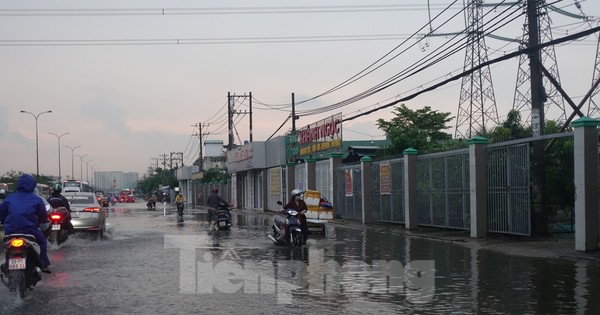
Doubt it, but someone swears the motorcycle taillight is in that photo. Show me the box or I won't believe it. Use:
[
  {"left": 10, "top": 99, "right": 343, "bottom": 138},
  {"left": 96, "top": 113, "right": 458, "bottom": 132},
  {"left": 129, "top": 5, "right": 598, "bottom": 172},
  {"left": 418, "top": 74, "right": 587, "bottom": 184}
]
[
  {"left": 50, "top": 214, "right": 62, "bottom": 220},
  {"left": 9, "top": 239, "right": 24, "bottom": 248}
]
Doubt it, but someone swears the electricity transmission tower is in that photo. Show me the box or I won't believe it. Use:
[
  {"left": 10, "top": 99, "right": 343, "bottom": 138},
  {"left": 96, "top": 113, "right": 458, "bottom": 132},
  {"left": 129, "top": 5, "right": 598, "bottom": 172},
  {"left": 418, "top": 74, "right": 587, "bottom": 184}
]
[
  {"left": 587, "top": 30, "right": 600, "bottom": 117},
  {"left": 454, "top": 0, "right": 500, "bottom": 139},
  {"left": 512, "top": 0, "right": 566, "bottom": 124}
]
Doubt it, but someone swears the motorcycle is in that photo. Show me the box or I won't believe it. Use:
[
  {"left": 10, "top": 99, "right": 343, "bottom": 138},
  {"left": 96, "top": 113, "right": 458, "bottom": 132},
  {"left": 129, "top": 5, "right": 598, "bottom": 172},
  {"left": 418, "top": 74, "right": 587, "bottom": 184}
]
[
  {"left": 268, "top": 202, "right": 303, "bottom": 247},
  {"left": 101, "top": 198, "right": 110, "bottom": 208},
  {"left": 214, "top": 201, "right": 232, "bottom": 230},
  {"left": 146, "top": 200, "right": 156, "bottom": 211},
  {"left": 110, "top": 197, "right": 117, "bottom": 205},
  {"left": 176, "top": 201, "right": 185, "bottom": 220},
  {"left": 46, "top": 207, "right": 69, "bottom": 245},
  {"left": 0, "top": 234, "right": 43, "bottom": 299}
]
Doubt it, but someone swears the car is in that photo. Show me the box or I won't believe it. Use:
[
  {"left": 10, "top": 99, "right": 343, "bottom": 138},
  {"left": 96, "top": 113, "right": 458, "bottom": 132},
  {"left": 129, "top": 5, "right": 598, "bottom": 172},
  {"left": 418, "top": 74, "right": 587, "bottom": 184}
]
[{"left": 63, "top": 192, "right": 106, "bottom": 238}]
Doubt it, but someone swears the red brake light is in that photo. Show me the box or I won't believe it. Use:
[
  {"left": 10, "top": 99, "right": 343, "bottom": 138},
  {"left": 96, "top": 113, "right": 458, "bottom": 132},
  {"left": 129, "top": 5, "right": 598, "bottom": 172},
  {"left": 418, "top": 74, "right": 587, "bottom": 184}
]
[
  {"left": 83, "top": 207, "right": 100, "bottom": 213},
  {"left": 10, "top": 239, "right": 24, "bottom": 247},
  {"left": 50, "top": 214, "right": 62, "bottom": 220}
]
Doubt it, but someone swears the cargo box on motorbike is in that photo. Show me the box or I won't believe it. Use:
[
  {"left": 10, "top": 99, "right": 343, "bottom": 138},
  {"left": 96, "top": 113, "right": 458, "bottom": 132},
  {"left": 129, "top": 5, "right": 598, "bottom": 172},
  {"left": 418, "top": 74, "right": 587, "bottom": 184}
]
[{"left": 302, "top": 190, "right": 333, "bottom": 220}]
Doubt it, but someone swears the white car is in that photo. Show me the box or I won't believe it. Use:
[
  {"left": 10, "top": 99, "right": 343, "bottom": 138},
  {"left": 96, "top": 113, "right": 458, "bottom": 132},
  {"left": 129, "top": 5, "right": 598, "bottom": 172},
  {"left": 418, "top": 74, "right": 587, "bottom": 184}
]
[{"left": 63, "top": 192, "right": 106, "bottom": 238}]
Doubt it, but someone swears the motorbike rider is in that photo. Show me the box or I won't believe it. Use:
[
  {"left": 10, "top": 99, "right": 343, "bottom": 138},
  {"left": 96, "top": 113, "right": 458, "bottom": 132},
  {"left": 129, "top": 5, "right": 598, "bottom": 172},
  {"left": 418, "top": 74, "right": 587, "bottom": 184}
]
[
  {"left": 47, "top": 184, "right": 75, "bottom": 233},
  {"left": 206, "top": 188, "right": 231, "bottom": 230},
  {"left": 282, "top": 189, "right": 309, "bottom": 245},
  {"left": 0, "top": 174, "right": 51, "bottom": 273},
  {"left": 175, "top": 191, "right": 185, "bottom": 212}
]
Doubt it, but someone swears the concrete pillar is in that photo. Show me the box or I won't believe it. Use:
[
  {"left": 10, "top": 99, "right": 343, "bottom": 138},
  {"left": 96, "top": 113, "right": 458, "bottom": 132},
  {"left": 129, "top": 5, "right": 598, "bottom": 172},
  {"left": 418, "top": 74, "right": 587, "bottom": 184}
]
[
  {"left": 573, "top": 116, "right": 600, "bottom": 251},
  {"left": 467, "top": 136, "right": 488, "bottom": 238},
  {"left": 330, "top": 152, "right": 343, "bottom": 213},
  {"left": 361, "top": 156, "right": 373, "bottom": 224},
  {"left": 307, "top": 158, "right": 317, "bottom": 191},
  {"left": 286, "top": 162, "right": 296, "bottom": 199},
  {"left": 403, "top": 148, "right": 418, "bottom": 229}
]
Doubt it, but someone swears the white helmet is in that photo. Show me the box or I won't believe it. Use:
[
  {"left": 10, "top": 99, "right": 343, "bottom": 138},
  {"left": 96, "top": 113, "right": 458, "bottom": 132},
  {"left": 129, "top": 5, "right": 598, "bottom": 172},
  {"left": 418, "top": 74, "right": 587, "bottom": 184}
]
[{"left": 291, "top": 189, "right": 303, "bottom": 198}]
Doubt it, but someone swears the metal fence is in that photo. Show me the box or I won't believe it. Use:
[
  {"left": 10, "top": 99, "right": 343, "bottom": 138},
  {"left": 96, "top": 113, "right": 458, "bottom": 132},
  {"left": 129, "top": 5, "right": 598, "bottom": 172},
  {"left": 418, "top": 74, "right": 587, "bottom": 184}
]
[
  {"left": 315, "top": 159, "right": 333, "bottom": 200},
  {"left": 335, "top": 164, "right": 362, "bottom": 220},
  {"left": 416, "top": 149, "right": 470, "bottom": 229},
  {"left": 371, "top": 158, "right": 405, "bottom": 223},
  {"left": 486, "top": 143, "right": 531, "bottom": 236}
]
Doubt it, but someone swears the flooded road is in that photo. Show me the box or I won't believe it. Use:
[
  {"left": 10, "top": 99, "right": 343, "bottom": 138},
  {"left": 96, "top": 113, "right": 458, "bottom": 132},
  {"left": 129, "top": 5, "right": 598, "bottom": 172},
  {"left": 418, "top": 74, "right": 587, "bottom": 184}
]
[{"left": 1, "top": 202, "right": 598, "bottom": 314}]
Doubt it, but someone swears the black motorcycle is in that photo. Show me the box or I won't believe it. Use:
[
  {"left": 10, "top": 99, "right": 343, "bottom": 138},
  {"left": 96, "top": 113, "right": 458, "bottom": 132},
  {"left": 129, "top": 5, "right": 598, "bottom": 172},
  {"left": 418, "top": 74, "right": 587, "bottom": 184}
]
[
  {"left": 176, "top": 202, "right": 185, "bottom": 221},
  {"left": 268, "top": 202, "right": 303, "bottom": 247},
  {"left": 1, "top": 234, "right": 43, "bottom": 299},
  {"left": 46, "top": 207, "right": 69, "bottom": 245},
  {"left": 147, "top": 200, "right": 156, "bottom": 211},
  {"left": 215, "top": 201, "right": 232, "bottom": 230}
]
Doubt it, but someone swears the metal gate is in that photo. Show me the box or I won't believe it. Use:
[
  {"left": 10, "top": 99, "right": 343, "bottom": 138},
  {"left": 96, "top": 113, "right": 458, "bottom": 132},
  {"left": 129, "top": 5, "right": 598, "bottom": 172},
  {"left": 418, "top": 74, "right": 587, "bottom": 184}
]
[
  {"left": 336, "top": 164, "right": 362, "bottom": 220},
  {"left": 372, "top": 159, "right": 405, "bottom": 223},
  {"left": 487, "top": 143, "right": 531, "bottom": 236},
  {"left": 315, "top": 159, "right": 333, "bottom": 200},
  {"left": 416, "top": 150, "right": 470, "bottom": 229}
]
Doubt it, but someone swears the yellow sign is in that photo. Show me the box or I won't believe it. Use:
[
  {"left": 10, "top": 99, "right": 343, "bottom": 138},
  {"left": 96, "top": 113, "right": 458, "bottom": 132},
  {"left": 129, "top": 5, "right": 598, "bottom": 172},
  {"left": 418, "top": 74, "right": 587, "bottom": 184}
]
[{"left": 299, "top": 139, "right": 342, "bottom": 155}]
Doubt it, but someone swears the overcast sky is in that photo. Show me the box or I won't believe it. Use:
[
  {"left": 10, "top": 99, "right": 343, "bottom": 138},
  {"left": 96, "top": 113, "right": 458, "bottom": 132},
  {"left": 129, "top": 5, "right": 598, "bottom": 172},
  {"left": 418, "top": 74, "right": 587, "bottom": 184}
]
[{"left": 0, "top": 0, "right": 598, "bottom": 178}]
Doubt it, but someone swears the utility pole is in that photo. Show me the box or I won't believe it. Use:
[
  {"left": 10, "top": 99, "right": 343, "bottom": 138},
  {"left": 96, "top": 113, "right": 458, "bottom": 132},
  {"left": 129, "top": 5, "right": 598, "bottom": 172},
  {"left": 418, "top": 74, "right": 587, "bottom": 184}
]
[
  {"left": 528, "top": 0, "right": 548, "bottom": 235},
  {"left": 193, "top": 122, "right": 210, "bottom": 171},
  {"left": 229, "top": 92, "right": 253, "bottom": 146},
  {"left": 227, "top": 92, "right": 233, "bottom": 150},
  {"left": 291, "top": 92, "right": 297, "bottom": 132},
  {"left": 249, "top": 92, "right": 253, "bottom": 142}
]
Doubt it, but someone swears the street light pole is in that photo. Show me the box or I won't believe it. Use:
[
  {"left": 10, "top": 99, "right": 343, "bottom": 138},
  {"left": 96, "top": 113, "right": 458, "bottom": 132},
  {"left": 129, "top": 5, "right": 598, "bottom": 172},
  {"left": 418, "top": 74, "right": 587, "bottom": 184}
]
[
  {"left": 48, "top": 132, "right": 69, "bottom": 182},
  {"left": 20, "top": 110, "right": 52, "bottom": 177},
  {"left": 85, "top": 160, "right": 93, "bottom": 183},
  {"left": 65, "top": 145, "right": 81, "bottom": 180},
  {"left": 75, "top": 154, "right": 88, "bottom": 181}
]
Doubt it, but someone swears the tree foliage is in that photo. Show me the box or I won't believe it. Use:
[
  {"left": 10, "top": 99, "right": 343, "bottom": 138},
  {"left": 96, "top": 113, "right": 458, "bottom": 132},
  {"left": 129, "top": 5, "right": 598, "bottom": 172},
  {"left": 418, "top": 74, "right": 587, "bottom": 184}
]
[
  {"left": 135, "top": 168, "right": 178, "bottom": 195},
  {"left": 200, "top": 168, "right": 230, "bottom": 184},
  {"left": 376, "top": 104, "right": 457, "bottom": 155},
  {"left": 0, "top": 170, "right": 56, "bottom": 192}
]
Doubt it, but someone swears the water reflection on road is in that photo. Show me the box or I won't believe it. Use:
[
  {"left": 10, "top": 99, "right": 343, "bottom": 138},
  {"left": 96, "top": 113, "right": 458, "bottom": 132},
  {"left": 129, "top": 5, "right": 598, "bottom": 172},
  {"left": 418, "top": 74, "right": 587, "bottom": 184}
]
[{"left": 0, "top": 204, "right": 597, "bottom": 314}]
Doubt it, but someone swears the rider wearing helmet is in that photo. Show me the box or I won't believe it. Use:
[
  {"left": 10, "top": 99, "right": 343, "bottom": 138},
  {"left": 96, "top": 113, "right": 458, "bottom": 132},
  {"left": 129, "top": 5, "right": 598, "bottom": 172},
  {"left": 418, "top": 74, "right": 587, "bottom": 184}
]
[
  {"left": 206, "top": 187, "right": 230, "bottom": 230},
  {"left": 0, "top": 174, "right": 52, "bottom": 272},
  {"left": 282, "top": 189, "right": 309, "bottom": 244},
  {"left": 47, "top": 184, "right": 74, "bottom": 233}
]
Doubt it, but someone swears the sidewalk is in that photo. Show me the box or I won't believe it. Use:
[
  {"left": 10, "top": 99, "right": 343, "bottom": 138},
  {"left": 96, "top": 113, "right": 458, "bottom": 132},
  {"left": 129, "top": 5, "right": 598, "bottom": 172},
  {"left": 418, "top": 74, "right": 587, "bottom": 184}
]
[
  {"left": 195, "top": 205, "right": 600, "bottom": 263},
  {"left": 327, "top": 218, "right": 600, "bottom": 263}
]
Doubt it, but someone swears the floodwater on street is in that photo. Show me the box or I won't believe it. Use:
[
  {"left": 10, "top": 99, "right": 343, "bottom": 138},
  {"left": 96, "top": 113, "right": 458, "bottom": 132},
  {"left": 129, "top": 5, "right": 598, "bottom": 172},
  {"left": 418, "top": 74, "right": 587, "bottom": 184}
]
[{"left": 0, "top": 202, "right": 598, "bottom": 314}]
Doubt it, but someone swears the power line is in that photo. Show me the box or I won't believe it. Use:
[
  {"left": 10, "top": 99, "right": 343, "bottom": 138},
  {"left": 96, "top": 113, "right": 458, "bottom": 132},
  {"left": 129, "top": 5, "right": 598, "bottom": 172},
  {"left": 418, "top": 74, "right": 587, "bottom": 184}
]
[
  {"left": 342, "top": 25, "right": 600, "bottom": 123},
  {"left": 0, "top": 4, "right": 465, "bottom": 17}
]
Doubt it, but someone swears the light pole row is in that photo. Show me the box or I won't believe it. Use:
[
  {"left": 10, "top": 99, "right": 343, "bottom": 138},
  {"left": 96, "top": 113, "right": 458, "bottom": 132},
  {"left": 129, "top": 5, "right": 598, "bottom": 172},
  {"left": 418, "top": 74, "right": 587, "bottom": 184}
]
[
  {"left": 22, "top": 109, "right": 99, "bottom": 184},
  {"left": 20, "top": 109, "right": 52, "bottom": 177}
]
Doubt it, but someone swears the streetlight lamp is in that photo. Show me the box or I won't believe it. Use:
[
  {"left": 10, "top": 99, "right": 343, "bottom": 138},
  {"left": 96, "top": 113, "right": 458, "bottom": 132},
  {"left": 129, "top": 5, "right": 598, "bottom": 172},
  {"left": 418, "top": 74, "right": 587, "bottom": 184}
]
[
  {"left": 48, "top": 132, "right": 69, "bottom": 182},
  {"left": 20, "top": 109, "right": 52, "bottom": 177},
  {"left": 85, "top": 160, "right": 93, "bottom": 183},
  {"left": 75, "top": 154, "right": 88, "bottom": 181},
  {"left": 65, "top": 145, "right": 81, "bottom": 180}
]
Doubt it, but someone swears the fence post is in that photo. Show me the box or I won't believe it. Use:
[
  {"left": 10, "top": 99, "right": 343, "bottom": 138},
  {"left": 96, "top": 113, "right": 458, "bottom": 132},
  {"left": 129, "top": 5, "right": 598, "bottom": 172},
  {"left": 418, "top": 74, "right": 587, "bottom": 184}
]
[
  {"left": 330, "top": 152, "right": 343, "bottom": 215},
  {"left": 403, "top": 148, "right": 418, "bottom": 229},
  {"left": 573, "top": 116, "right": 600, "bottom": 251},
  {"left": 467, "top": 136, "right": 488, "bottom": 238},
  {"left": 360, "top": 156, "right": 373, "bottom": 224},
  {"left": 307, "top": 158, "right": 316, "bottom": 190},
  {"left": 286, "top": 162, "right": 296, "bottom": 199}
]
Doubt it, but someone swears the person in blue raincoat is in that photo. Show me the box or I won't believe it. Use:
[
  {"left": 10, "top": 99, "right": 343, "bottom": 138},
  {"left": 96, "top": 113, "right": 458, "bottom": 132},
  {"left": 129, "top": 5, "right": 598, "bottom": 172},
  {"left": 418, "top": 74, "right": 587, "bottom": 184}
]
[{"left": 0, "top": 174, "right": 51, "bottom": 273}]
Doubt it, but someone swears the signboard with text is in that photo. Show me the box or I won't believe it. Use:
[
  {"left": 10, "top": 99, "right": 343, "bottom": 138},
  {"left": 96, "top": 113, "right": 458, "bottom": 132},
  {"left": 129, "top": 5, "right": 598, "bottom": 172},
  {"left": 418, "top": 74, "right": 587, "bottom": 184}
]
[
  {"left": 296, "top": 113, "right": 343, "bottom": 156},
  {"left": 379, "top": 161, "right": 391, "bottom": 195}
]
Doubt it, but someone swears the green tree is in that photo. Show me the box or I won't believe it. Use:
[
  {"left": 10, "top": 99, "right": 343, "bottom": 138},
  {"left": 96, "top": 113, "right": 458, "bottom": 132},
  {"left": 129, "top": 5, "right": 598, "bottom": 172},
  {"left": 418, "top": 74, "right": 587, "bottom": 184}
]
[
  {"left": 200, "top": 168, "right": 230, "bottom": 184},
  {"left": 136, "top": 168, "right": 178, "bottom": 195},
  {"left": 376, "top": 104, "right": 455, "bottom": 154},
  {"left": 487, "top": 109, "right": 531, "bottom": 142}
]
